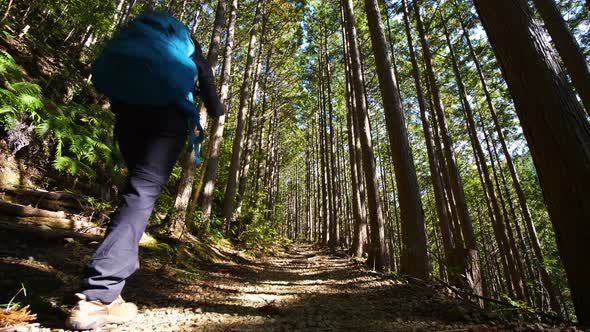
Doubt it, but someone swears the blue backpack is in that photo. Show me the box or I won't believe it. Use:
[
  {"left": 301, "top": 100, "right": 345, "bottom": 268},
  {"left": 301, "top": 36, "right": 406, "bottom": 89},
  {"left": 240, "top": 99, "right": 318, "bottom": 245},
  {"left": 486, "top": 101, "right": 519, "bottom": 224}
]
[{"left": 91, "top": 11, "right": 204, "bottom": 165}]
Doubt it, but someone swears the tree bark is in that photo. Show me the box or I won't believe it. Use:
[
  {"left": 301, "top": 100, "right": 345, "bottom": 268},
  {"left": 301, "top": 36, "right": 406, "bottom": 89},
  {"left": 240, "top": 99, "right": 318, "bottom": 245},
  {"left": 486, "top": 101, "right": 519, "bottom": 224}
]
[
  {"left": 318, "top": 58, "right": 330, "bottom": 245},
  {"left": 305, "top": 124, "right": 313, "bottom": 241},
  {"left": 341, "top": 6, "right": 367, "bottom": 258},
  {"left": 342, "top": 0, "right": 388, "bottom": 270},
  {"left": 473, "top": 0, "right": 590, "bottom": 324},
  {"left": 401, "top": 0, "right": 453, "bottom": 277},
  {"left": 112, "top": 0, "right": 126, "bottom": 30},
  {"left": 413, "top": 0, "right": 482, "bottom": 294},
  {"left": 364, "top": 0, "right": 428, "bottom": 278},
  {"left": 201, "top": 0, "right": 237, "bottom": 220},
  {"left": 1, "top": 0, "right": 13, "bottom": 21},
  {"left": 119, "top": 0, "right": 137, "bottom": 28},
  {"left": 324, "top": 25, "right": 339, "bottom": 249},
  {"left": 443, "top": 18, "right": 524, "bottom": 303},
  {"left": 220, "top": 0, "right": 262, "bottom": 232},
  {"left": 236, "top": 23, "right": 269, "bottom": 212},
  {"left": 457, "top": 14, "right": 562, "bottom": 314},
  {"left": 178, "top": 0, "right": 188, "bottom": 21}
]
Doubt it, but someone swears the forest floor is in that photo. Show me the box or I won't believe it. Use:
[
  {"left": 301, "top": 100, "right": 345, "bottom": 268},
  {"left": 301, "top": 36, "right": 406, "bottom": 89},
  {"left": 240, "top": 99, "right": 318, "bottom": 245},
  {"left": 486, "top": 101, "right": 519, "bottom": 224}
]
[{"left": 1, "top": 221, "right": 583, "bottom": 332}]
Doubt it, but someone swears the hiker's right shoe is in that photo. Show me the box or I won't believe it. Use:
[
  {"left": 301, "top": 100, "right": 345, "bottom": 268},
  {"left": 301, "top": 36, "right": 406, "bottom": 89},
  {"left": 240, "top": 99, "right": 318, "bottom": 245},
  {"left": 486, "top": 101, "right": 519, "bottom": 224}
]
[{"left": 65, "top": 293, "right": 137, "bottom": 330}]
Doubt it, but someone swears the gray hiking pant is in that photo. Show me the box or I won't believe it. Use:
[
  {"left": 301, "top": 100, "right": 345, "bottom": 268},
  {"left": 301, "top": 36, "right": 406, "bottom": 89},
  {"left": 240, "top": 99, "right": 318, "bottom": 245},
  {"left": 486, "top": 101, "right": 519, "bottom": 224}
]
[{"left": 81, "top": 104, "right": 187, "bottom": 303}]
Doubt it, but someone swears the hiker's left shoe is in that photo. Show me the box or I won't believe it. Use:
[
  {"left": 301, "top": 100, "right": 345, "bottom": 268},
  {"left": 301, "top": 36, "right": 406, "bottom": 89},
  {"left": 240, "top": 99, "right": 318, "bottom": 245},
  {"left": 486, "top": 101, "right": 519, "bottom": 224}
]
[{"left": 65, "top": 293, "right": 137, "bottom": 330}]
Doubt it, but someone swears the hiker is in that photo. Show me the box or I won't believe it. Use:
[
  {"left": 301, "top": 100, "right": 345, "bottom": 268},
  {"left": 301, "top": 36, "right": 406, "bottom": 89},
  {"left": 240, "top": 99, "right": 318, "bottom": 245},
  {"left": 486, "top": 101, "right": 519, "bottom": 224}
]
[{"left": 65, "top": 11, "right": 223, "bottom": 330}]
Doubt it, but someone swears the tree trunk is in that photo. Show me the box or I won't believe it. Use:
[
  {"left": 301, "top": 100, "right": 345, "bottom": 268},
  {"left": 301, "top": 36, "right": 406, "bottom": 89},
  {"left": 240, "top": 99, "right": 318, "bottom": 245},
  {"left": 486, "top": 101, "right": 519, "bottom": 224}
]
[
  {"left": 473, "top": 0, "right": 590, "bottom": 324},
  {"left": 424, "top": 73, "right": 464, "bottom": 250},
  {"left": 178, "top": 0, "right": 188, "bottom": 21},
  {"left": 531, "top": 0, "right": 590, "bottom": 116},
  {"left": 318, "top": 59, "right": 330, "bottom": 245},
  {"left": 236, "top": 26, "right": 269, "bottom": 212},
  {"left": 364, "top": 0, "right": 428, "bottom": 278},
  {"left": 313, "top": 121, "right": 323, "bottom": 242},
  {"left": 489, "top": 126, "right": 539, "bottom": 306},
  {"left": 341, "top": 7, "right": 367, "bottom": 257},
  {"left": 305, "top": 126, "right": 313, "bottom": 241},
  {"left": 443, "top": 18, "right": 524, "bottom": 303},
  {"left": 457, "top": 13, "right": 562, "bottom": 314},
  {"left": 376, "top": 135, "right": 397, "bottom": 270},
  {"left": 201, "top": 0, "right": 237, "bottom": 220},
  {"left": 347, "top": 72, "right": 367, "bottom": 258},
  {"left": 220, "top": 0, "right": 262, "bottom": 232},
  {"left": 413, "top": 0, "right": 482, "bottom": 294},
  {"left": 119, "top": 0, "right": 137, "bottom": 28},
  {"left": 191, "top": 3, "right": 203, "bottom": 35},
  {"left": 1, "top": 0, "right": 13, "bottom": 21},
  {"left": 401, "top": 0, "right": 453, "bottom": 277},
  {"left": 342, "top": 0, "right": 388, "bottom": 270},
  {"left": 112, "top": 0, "right": 126, "bottom": 30},
  {"left": 324, "top": 26, "right": 339, "bottom": 249}
]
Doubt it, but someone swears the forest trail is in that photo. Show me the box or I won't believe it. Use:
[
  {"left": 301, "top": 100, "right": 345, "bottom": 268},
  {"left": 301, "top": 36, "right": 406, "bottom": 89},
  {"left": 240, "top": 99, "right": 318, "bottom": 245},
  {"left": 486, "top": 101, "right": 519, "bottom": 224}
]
[
  {"left": 1, "top": 227, "right": 568, "bottom": 332},
  {"left": 2, "top": 0, "right": 590, "bottom": 326}
]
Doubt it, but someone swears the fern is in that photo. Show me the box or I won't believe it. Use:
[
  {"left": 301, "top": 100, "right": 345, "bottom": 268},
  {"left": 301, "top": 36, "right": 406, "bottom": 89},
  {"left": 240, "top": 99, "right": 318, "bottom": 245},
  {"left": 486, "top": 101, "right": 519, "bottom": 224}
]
[
  {"left": 0, "top": 50, "right": 116, "bottom": 179},
  {"left": 0, "top": 51, "right": 19, "bottom": 77},
  {"left": 0, "top": 53, "right": 43, "bottom": 130},
  {"left": 11, "top": 82, "right": 42, "bottom": 96},
  {"left": 0, "top": 105, "right": 17, "bottom": 129}
]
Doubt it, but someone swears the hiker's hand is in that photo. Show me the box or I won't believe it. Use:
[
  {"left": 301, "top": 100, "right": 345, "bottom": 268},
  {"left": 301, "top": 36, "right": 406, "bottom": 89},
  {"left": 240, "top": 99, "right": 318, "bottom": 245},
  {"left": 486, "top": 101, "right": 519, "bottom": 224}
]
[
  {"left": 192, "top": 40, "right": 207, "bottom": 64},
  {"left": 192, "top": 40, "right": 213, "bottom": 80},
  {"left": 191, "top": 39, "right": 224, "bottom": 117},
  {"left": 192, "top": 47, "right": 215, "bottom": 82},
  {"left": 199, "top": 75, "right": 224, "bottom": 118},
  {"left": 194, "top": 60, "right": 223, "bottom": 117}
]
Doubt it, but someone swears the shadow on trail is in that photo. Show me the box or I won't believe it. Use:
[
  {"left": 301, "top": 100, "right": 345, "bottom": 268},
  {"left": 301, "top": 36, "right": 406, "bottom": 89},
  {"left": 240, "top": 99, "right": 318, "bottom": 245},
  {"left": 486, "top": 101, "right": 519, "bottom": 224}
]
[{"left": 1, "top": 227, "right": 510, "bottom": 331}]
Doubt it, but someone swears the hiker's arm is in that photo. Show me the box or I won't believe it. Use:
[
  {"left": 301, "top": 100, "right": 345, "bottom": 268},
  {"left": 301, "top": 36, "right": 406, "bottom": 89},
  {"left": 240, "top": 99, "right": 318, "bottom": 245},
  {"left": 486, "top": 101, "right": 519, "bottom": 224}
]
[{"left": 192, "top": 40, "right": 224, "bottom": 118}]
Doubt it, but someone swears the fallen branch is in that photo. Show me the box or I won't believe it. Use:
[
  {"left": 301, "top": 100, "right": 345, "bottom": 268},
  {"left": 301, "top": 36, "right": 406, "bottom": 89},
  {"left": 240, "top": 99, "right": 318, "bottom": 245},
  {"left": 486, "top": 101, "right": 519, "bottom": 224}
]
[
  {"left": 0, "top": 200, "right": 67, "bottom": 219},
  {"left": 0, "top": 187, "right": 89, "bottom": 211},
  {"left": 430, "top": 276, "right": 573, "bottom": 325},
  {"left": 0, "top": 219, "right": 101, "bottom": 241},
  {"left": 0, "top": 187, "right": 83, "bottom": 203}
]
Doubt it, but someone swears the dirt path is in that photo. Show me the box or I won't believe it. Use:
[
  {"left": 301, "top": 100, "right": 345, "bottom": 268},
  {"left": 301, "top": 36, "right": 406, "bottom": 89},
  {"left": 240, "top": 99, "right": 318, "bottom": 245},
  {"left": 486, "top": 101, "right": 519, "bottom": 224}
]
[{"left": 0, "top": 231, "right": 577, "bottom": 331}]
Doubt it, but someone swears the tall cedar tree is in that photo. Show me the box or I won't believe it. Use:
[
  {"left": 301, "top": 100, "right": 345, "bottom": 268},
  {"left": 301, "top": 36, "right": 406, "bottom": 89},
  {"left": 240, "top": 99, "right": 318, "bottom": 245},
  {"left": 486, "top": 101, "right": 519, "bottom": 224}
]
[
  {"left": 454, "top": 7, "right": 562, "bottom": 313},
  {"left": 364, "top": 0, "right": 428, "bottom": 278},
  {"left": 400, "top": 0, "right": 454, "bottom": 279},
  {"left": 201, "top": 0, "right": 238, "bottom": 220},
  {"left": 413, "top": 0, "right": 483, "bottom": 296},
  {"left": 341, "top": 0, "right": 388, "bottom": 270},
  {"left": 221, "top": 0, "right": 263, "bottom": 232},
  {"left": 473, "top": 0, "right": 590, "bottom": 324}
]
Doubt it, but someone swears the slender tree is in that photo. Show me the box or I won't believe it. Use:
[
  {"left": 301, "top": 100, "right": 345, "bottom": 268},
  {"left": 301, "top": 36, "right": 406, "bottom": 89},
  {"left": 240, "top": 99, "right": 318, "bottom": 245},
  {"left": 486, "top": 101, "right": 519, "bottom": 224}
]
[
  {"left": 400, "top": 0, "right": 453, "bottom": 278},
  {"left": 413, "top": 0, "right": 482, "bottom": 295},
  {"left": 456, "top": 11, "right": 562, "bottom": 314},
  {"left": 221, "top": 0, "right": 262, "bottom": 232},
  {"left": 364, "top": 0, "right": 428, "bottom": 278},
  {"left": 531, "top": 0, "right": 590, "bottom": 115},
  {"left": 342, "top": 0, "right": 388, "bottom": 270},
  {"left": 200, "top": 0, "right": 238, "bottom": 220},
  {"left": 324, "top": 23, "right": 340, "bottom": 249}
]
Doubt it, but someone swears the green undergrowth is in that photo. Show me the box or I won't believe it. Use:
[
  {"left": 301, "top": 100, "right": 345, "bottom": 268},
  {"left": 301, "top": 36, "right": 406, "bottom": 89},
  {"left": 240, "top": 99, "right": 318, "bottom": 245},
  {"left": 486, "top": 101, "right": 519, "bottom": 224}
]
[
  {"left": 140, "top": 231, "right": 237, "bottom": 270},
  {"left": 223, "top": 194, "right": 291, "bottom": 256},
  {"left": 0, "top": 44, "right": 122, "bottom": 194}
]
